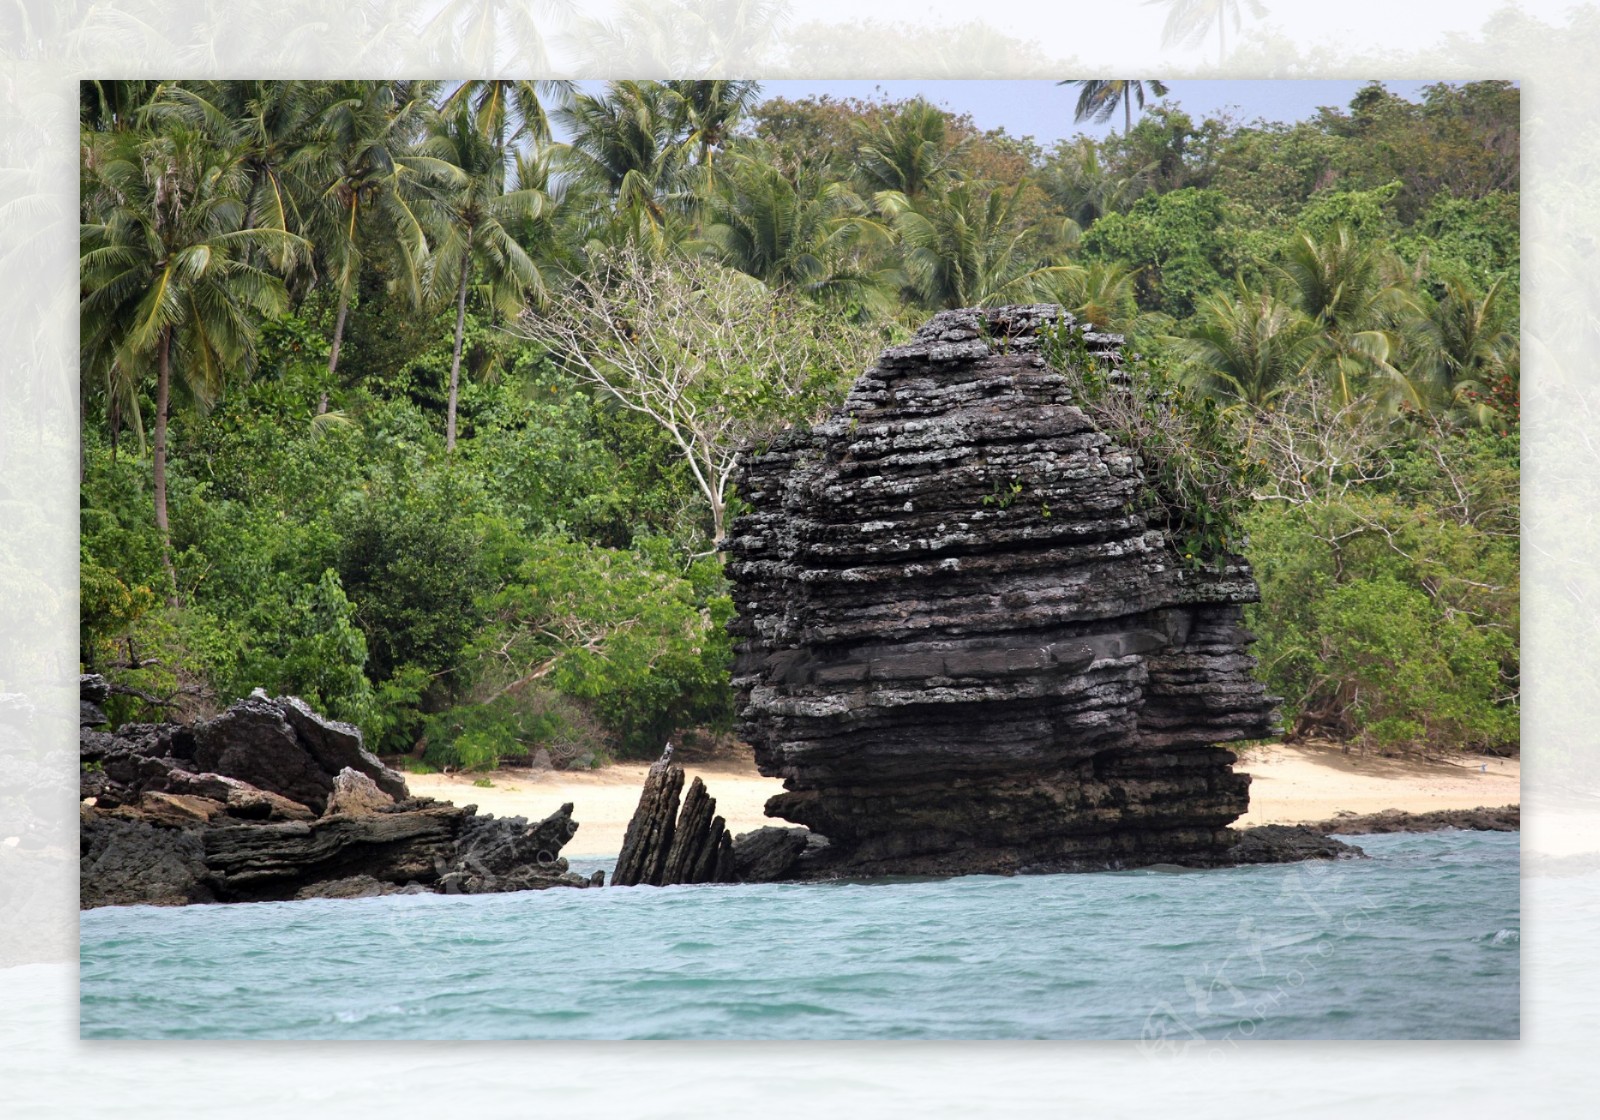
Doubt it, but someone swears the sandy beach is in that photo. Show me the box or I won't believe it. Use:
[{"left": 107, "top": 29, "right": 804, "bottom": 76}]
[
  {"left": 1233, "top": 740, "right": 1519, "bottom": 827},
  {"left": 405, "top": 740, "right": 1520, "bottom": 859}
]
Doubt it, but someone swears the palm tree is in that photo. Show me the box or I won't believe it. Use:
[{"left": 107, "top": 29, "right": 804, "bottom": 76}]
[
  {"left": 419, "top": 106, "right": 550, "bottom": 451},
  {"left": 1177, "top": 281, "right": 1321, "bottom": 407},
  {"left": 502, "top": 145, "right": 580, "bottom": 281},
  {"left": 80, "top": 80, "right": 158, "bottom": 133},
  {"left": 1058, "top": 80, "right": 1170, "bottom": 136},
  {"left": 698, "top": 149, "right": 891, "bottom": 310},
  {"left": 151, "top": 80, "right": 434, "bottom": 415},
  {"left": 80, "top": 125, "right": 304, "bottom": 597},
  {"left": 1147, "top": 0, "right": 1267, "bottom": 66},
  {"left": 298, "top": 81, "right": 442, "bottom": 392},
  {"left": 853, "top": 99, "right": 964, "bottom": 200},
  {"left": 1278, "top": 227, "right": 1413, "bottom": 406},
  {"left": 1035, "top": 261, "right": 1142, "bottom": 334},
  {"left": 555, "top": 80, "right": 691, "bottom": 249},
  {"left": 1038, "top": 136, "right": 1156, "bottom": 226},
  {"left": 439, "top": 79, "right": 575, "bottom": 150},
  {"left": 1411, "top": 274, "right": 1513, "bottom": 416},
  {"left": 882, "top": 181, "right": 1070, "bottom": 310},
  {"left": 144, "top": 80, "right": 328, "bottom": 276},
  {"left": 666, "top": 79, "right": 761, "bottom": 171}
]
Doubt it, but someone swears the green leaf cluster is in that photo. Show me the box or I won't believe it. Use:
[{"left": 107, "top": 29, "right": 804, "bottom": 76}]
[{"left": 78, "top": 78, "right": 1520, "bottom": 759}]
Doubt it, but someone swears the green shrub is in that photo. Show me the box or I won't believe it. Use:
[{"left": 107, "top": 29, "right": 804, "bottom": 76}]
[
  {"left": 228, "top": 568, "right": 375, "bottom": 727},
  {"left": 448, "top": 535, "right": 733, "bottom": 761},
  {"left": 1080, "top": 188, "right": 1238, "bottom": 317},
  {"left": 1244, "top": 426, "right": 1518, "bottom": 753},
  {"left": 333, "top": 472, "right": 496, "bottom": 681},
  {"left": 1043, "top": 321, "right": 1265, "bottom": 564},
  {"left": 1310, "top": 577, "right": 1514, "bottom": 750}
]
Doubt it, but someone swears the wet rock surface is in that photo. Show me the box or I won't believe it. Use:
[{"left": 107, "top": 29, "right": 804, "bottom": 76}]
[
  {"left": 1304, "top": 804, "right": 1520, "bottom": 834},
  {"left": 1226, "top": 825, "right": 1365, "bottom": 865},
  {"left": 731, "top": 826, "right": 812, "bottom": 882},
  {"left": 78, "top": 684, "right": 593, "bottom": 908},
  {"left": 726, "top": 306, "right": 1282, "bottom": 876},
  {"left": 613, "top": 757, "right": 737, "bottom": 887}
]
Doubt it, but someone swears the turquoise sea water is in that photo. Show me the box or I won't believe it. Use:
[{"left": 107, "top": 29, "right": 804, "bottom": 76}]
[{"left": 78, "top": 830, "right": 1518, "bottom": 1040}]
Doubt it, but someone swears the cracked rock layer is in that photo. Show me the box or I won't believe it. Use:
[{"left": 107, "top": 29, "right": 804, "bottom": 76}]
[{"left": 725, "top": 306, "right": 1278, "bottom": 876}]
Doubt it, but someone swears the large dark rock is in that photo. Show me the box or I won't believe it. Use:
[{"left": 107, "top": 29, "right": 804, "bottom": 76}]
[
  {"left": 180, "top": 693, "right": 408, "bottom": 814},
  {"left": 445, "top": 802, "right": 585, "bottom": 893},
  {"left": 79, "top": 694, "right": 592, "bottom": 907},
  {"left": 725, "top": 306, "right": 1280, "bottom": 876},
  {"left": 80, "top": 812, "right": 214, "bottom": 908},
  {"left": 193, "top": 698, "right": 337, "bottom": 812},
  {"left": 82, "top": 798, "right": 592, "bottom": 907},
  {"left": 732, "top": 826, "right": 811, "bottom": 882},
  {"left": 276, "top": 695, "right": 408, "bottom": 802},
  {"left": 79, "top": 674, "right": 109, "bottom": 728},
  {"left": 201, "top": 806, "right": 462, "bottom": 895},
  {"left": 1227, "top": 825, "right": 1364, "bottom": 864},
  {"left": 613, "top": 758, "right": 683, "bottom": 887}
]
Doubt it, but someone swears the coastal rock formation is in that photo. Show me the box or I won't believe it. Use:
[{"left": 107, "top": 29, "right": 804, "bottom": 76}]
[
  {"left": 613, "top": 758, "right": 737, "bottom": 887},
  {"left": 324, "top": 767, "right": 395, "bottom": 817},
  {"left": 1227, "top": 825, "right": 1363, "bottom": 865},
  {"left": 731, "top": 826, "right": 814, "bottom": 882},
  {"left": 192, "top": 692, "right": 407, "bottom": 813},
  {"left": 80, "top": 673, "right": 110, "bottom": 728},
  {"left": 79, "top": 683, "right": 594, "bottom": 907},
  {"left": 1305, "top": 804, "right": 1520, "bottom": 834},
  {"left": 725, "top": 306, "right": 1280, "bottom": 876}
]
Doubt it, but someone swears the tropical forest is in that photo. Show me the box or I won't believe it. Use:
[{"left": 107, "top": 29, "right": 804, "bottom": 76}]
[{"left": 78, "top": 78, "right": 1521, "bottom": 771}]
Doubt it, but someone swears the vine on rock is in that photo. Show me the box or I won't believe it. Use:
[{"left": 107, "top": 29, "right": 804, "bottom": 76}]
[{"left": 1041, "top": 319, "right": 1266, "bottom": 567}]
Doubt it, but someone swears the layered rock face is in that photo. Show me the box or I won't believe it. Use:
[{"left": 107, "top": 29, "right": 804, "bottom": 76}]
[
  {"left": 725, "top": 306, "right": 1279, "bottom": 876},
  {"left": 612, "top": 757, "right": 738, "bottom": 887},
  {"left": 79, "top": 684, "right": 598, "bottom": 907}
]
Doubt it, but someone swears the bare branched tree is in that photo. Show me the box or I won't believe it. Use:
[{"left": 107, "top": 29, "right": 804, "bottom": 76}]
[
  {"left": 1237, "top": 383, "right": 1397, "bottom": 507},
  {"left": 518, "top": 246, "right": 880, "bottom": 544}
]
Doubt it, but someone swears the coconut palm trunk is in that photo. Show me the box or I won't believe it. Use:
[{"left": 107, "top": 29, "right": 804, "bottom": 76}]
[
  {"left": 153, "top": 327, "right": 178, "bottom": 603},
  {"left": 446, "top": 252, "right": 470, "bottom": 452},
  {"left": 320, "top": 285, "right": 351, "bottom": 414}
]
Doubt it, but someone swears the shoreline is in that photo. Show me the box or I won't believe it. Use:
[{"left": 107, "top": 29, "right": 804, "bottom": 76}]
[{"left": 403, "top": 740, "right": 1522, "bottom": 860}]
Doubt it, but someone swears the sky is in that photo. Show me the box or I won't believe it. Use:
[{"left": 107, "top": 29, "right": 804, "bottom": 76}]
[
  {"left": 562, "top": 79, "right": 1474, "bottom": 149},
  {"left": 751, "top": 79, "right": 1451, "bottom": 146}
]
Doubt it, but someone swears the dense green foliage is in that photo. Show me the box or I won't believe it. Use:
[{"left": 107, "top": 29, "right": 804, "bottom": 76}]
[
  {"left": 1043, "top": 322, "right": 1266, "bottom": 564},
  {"left": 80, "top": 79, "right": 1519, "bottom": 764}
]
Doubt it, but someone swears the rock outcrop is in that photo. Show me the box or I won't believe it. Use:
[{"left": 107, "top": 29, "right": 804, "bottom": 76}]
[
  {"left": 725, "top": 306, "right": 1281, "bottom": 876},
  {"left": 731, "top": 826, "right": 815, "bottom": 882},
  {"left": 613, "top": 758, "right": 737, "bottom": 887},
  {"left": 80, "top": 673, "right": 110, "bottom": 729},
  {"left": 1304, "top": 804, "right": 1520, "bottom": 835},
  {"left": 79, "top": 684, "right": 595, "bottom": 907},
  {"left": 191, "top": 692, "right": 407, "bottom": 813},
  {"left": 324, "top": 767, "right": 395, "bottom": 817},
  {"left": 1226, "top": 825, "right": 1363, "bottom": 865}
]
